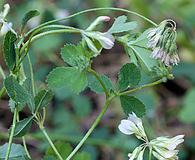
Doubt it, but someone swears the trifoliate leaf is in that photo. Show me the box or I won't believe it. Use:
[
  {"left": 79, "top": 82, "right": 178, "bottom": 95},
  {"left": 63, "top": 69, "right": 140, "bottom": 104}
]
[
  {"left": 120, "top": 95, "right": 146, "bottom": 117},
  {"left": 127, "top": 30, "right": 158, "bottom": 72},
  {"left": 35, "top": 89, "right": 53, "bottom": 112},
  {"left": 108, "top": 15, "right": 137, "bottom": 34},
  {"left": 61, "top": 44, "right": 91, "bottom": 70},
  {"left": 21, "top": 10, "right": 40, "bottom": 31},
  {"left": 13, "top": 116, "right": 33, "bottom": 137},
  {"left": 0, "top": 143, "right": 27, "bottom": 159},
  {"left": 47, "top": 67, "right": 88, "bottom": 94},
  {"left": 3, "top": 31, "right": 17, "bottom": 71},
  {"left": 4, "top": 76, "right": 30, "bottom": 104},
  {"left": 118, "top": 63, "right": 141, "bottom": 91},
  {"left": 179, "top": 88, "right": 195, "bottom": 123},
  {"left": 88, "top": 74, "right": 113, "bottom": 94}
]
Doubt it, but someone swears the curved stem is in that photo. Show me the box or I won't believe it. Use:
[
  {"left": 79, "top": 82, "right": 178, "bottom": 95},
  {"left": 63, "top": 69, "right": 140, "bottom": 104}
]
[
  {"left": 18, "top": 29, "right": 80, "bottom": 67},
  {"left": 40, "top": 127, "right": 64, "bottom": 160},
  {"left": 26, "top": 7, "right": 157, "bottom": 38},
  {"left": 66, "top": 97, "right": 113, "bottom": 160},
  {"left": 88, "top": 68, "right": 109, "bottom": 98},
  {"left": 118, "top": 79, "right": 163, "bottom": 96},
  {"left": 22, "top": 137, "right": 31, "bottom": 159},
  {"left": 5, "top": 108, "right": 18, "bottom": 160}
]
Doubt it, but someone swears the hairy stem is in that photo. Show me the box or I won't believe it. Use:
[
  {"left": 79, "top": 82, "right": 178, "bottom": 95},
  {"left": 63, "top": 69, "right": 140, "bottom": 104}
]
[
  {"left": 40, "top": 127, "right": 64, "bottom": 160},
  {"left": 5, "top": 108, "right": 18, "bottom": 160},
  {"left": 88, "top": 68, "right": 109, "bottom": 98},
  {"left": 118, "top": 79, "right": 163, "bottom": 96},
  {"left": 0, "top": 86, "right": 6, "bottom": 99},
  {"left": 66, "top": 97, "right": 113, "bottom": 160}
]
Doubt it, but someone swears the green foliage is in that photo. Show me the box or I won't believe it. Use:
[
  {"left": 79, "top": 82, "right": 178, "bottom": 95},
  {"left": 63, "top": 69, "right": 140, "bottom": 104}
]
[
  {"left": 127, "top": 30, "right": 158, "bottom": 72},
  {"left": 4, "top": 76, "right": 30, "bottom": 104},
  {"left": 22, "top": 78, "right": 35, "bottom": 112},
  {"left": 120, "top": 95, "right": 146, "bottom": 117},
  {"left": 74, "top": 152, "right": 91, "bottom": 160},
  {"left": 0, "top": 143, "right": 27, "bottom": 159},
  {"left": 3, "top": 31, "right": 17, "bottom": 71},
  {"left": 72, "top": 95, "right": 92, "bottom": 117},
  {"left": 47, "top": 67, "right": 88, "bottom": 94},
  {"left": 88, "top": 74, "right": 113, "bottom": 93},
  {"left": 179, "top": 88, "right": 195, "bottom": 123},
  {"left": 118, "top": 63, "right": 141, "bottom": 91},
  {"left": 108, "top": 15, "right": 138, "bottom": 34},
  {"left": 13, "top": 116, "right": 33, "bottom": 137},
  {"left": 35, "top": 89, "right": 53, "bottom": 112},
  {"left": 21, "top": 10, "right": 40, "bottom": 31},
  {"left": 61, "top": 44, "right": 91, "bottom": 70},
  {"left": 45, "top": 142, "right": 72, "bottom": 158}
]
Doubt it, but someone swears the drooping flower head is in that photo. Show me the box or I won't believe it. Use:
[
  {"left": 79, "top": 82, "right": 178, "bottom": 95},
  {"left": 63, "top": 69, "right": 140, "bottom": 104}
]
[
  {"left": 147, "top": 19, "right": 179, "bottom": 66},
  {"left": 0, "top": 4, "right": 15, "bottom": 36}
]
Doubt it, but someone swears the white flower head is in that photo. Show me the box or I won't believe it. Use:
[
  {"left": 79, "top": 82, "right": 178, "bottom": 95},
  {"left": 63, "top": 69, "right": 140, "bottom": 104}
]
[
  {"left": 118, "top": 112, "right": 184, "bottom": 160},
  {"left": 150, "top": 135, "right": 184, "bottom": 160},
  {"left": 82, "top": 31, "right": 115, "bottom": 56},
  {"left": 0, "top": 3, "right": 15, "bottom": 35},
  {"left": 147, "top": 19, "right": 179, "bottom": 66},
  {"left": 118, "top": 112, "right": 147, "bottom": 141}
]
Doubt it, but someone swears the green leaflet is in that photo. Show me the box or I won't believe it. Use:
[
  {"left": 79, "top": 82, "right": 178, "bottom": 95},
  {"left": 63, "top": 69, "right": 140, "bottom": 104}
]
[
  {"left": 88, "top": 74, "right": 113, "bottom": 93},
  {"left": 47, "top": 67, "right": 88, "bottom": 94},
  {"left": 13, "top": 116, "right": 33, "bottom": 137},
  {"left": 35, "top": 89, "right": 53, "bottom": 112},
  {"left": 60, "top": 44, "right": 91, "bottom": 70},
  {"left": 21, "top": 10, "right": 40, "bottom": 31},
  {"left": 127, "top": 30, "right": 158, "bottom": 72},
  {"left": 0, "top": 143, "right": 27, "bottom": 159},
  {"left": 4, "top": 76, "right": 30, "bottom": 104},
  {"left": 120, "top": 95, "right": 146, "bottom": 117},
  {"left": 118, "top": 63, "right": 141, "bottom": 91},
  {"left": 108, "top": 15, "right": 138, "bottom": 34},
  {"left": 3, "top": 31, "right": 17, "bottom": 71}
]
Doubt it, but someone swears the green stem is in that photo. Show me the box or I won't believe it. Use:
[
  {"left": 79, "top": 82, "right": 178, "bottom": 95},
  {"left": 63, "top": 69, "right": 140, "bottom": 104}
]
[
  {"left": 118, "top": 79, "right": 163, "bottom": 96},
  {"left": 40, "top": 127, "right": 64, "bottom": 160},
  {"left": 66, "top": 97, "right": 113, "bottom": 160},
  {"left": 16, "top": 112, "right": 31, "bottom": 159},
  {"left": 18, "top": 29, "right": 80, "bottom": 67},
  {"left": 88, "top": 68, "right": 109, "bottom": 98},
  {"left": 26, "top": 7, "right": 157, "bottom": 38},
  {"left": 5, "top": 108, "right": 18, "bottom": 160},
  {"left": 149, "top": 147, "right": 152, "bottom": 160},
  {"left": 27, "top": 54, "right": 36, "bottom": 96},
  {"left": 0, "top": 86, "right": 6, "bottom": 99}
]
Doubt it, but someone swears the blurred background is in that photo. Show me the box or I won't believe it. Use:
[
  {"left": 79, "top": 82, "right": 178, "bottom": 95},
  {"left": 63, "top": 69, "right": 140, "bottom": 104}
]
[{"left": 0, "top": 0, "right": 195, "bottom": 159}]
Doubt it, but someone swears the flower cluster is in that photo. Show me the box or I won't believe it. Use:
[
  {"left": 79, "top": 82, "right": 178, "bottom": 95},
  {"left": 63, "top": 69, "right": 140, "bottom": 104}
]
[
  {"left": 147, "top": 19, "right": 179, "bottom": 66},
  {"left": 118, "top": 113, "right": 184, "bottom": 160},
  {"left": 0, "top": 4, "right": 15, "bottom": 36}
]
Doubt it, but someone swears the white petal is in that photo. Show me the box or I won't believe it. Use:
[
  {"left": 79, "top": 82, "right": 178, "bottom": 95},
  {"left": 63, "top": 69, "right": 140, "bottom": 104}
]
[
  {"left": 0, "top": 22, "right": 12, "bottom": 35},
  {"left": 2, "top": 4, "right": 10, "bottom": 18},
  {"left": 118, "top": 120, "right": 137, "bottom": 135}
]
